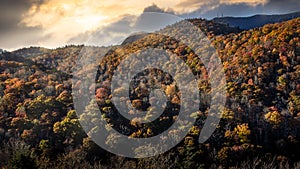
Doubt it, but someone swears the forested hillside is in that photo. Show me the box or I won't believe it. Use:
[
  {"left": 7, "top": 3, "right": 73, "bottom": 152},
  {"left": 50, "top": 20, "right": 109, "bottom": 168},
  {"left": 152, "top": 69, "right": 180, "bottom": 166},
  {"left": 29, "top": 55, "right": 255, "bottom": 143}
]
[{"left": 0, "top": 17, "right": 299, "bottom": 168}]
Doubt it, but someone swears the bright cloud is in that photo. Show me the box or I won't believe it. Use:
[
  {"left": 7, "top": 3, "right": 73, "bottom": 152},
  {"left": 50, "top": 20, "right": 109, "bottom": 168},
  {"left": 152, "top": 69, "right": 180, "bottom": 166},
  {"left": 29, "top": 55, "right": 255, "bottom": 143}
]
[{"left": 19, "top": 0, "right": 269, "bottom": 48}]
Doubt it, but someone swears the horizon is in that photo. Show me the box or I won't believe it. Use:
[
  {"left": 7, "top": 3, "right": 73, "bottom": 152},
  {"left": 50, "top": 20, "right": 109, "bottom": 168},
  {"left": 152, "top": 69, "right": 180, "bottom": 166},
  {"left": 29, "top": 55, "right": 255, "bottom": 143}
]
[
  {"left": 2, "top": 10, "right": 299, "bottom": 52},
  {"left": 0, "top": 0, "right": 300, "bottom": 51}
]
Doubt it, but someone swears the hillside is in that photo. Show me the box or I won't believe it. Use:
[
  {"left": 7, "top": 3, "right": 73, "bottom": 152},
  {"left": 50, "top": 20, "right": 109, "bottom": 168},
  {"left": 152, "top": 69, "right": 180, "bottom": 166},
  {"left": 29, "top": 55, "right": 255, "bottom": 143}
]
[
  {"left": 12, "top": 47, "right": 52, "bottom": 59},
  {"left": 0, "top": 18, "right": 299, "bottom": 168}
]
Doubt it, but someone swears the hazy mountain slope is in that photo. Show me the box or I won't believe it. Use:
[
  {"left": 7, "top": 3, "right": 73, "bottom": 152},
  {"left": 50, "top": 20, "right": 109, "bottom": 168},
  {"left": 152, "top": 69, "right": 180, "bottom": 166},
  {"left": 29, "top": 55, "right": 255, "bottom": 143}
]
[
  {"left": 213, "top": 11, "right": 300, "bottom": 30},
  {"left": 121, "top": 19, "right": 242, "bottom": 45}
]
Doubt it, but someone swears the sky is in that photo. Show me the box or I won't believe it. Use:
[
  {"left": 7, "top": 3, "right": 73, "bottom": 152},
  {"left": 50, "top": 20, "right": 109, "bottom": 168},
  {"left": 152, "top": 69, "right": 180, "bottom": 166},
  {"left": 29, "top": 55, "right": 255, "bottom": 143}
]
[{"left": 0, "top": 0, "right": 299, "bottom": 51}]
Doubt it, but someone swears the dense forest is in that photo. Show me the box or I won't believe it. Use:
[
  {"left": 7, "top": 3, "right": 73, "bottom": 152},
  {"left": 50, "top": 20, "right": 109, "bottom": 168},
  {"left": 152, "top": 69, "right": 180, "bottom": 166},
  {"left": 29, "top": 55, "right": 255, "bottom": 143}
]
[{"left": 0, "top": 17, "right": 299, "bottom": 168}]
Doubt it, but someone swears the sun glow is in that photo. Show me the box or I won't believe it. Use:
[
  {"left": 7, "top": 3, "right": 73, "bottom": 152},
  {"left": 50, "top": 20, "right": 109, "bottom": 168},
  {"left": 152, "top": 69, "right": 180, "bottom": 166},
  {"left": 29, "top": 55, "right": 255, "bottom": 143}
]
[{"left": 19, "top": 0, "right": 269, "bottom": 48}]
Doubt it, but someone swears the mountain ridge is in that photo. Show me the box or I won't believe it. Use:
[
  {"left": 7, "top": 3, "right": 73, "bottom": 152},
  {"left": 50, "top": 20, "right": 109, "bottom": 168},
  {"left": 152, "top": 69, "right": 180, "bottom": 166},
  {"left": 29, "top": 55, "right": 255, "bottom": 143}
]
[{"left": 212, "top": 11, "right": 300, "bottom": 30}]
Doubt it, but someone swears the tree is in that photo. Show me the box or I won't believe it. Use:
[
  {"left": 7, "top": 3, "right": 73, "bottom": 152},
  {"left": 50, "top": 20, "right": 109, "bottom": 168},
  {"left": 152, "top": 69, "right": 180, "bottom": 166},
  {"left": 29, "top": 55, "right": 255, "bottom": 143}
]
[{"left": 53, "top": 110, "right": 86, "bottom": 146}]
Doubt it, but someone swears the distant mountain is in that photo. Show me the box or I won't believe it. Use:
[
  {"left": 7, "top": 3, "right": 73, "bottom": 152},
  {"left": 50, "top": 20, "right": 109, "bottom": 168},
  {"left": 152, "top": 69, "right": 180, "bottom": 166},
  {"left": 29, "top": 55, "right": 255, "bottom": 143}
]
[
  {"left": 12, "top": 47, "right": 51, "bottom": 58},
  {"left": 213, "top": 11, "right": 300, "bottom": 30},
  {"left": 121, "top": 19, "right": 242, "bottom": 46},
  {"left": 121, "top": 32, "right": 149, "bottom": 45}
]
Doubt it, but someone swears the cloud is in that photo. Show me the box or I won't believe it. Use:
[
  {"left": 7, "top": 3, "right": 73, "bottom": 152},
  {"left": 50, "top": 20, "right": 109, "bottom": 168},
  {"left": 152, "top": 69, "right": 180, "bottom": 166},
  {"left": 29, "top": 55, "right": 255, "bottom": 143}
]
[
  {"left": 0, "top": 0, "right": 49, "bottom": 50},
  {"left": 67, "top": 5, "right": 181, "bottom": 47},
  {"left": 67, "top": 15, "right": 136, "bottom": 46},
  {"left": 0, "top": 0, "right": 299, "bottom": 50},
  {"left": 1, "top": 0, "right": 182, "bottom": 50},
  {"left": 263, "top": 0, "right": 300, "bottom": 13},
  {"left": 181, "top": 0, "right": 300, "bottom": 19},
  {"left": 19, "top": 0, "right": 173, "bottom": 49},
  {"left": 175, "top": 0, "right": 269, "bottom": 14},
  {"left": 143, "top": 4, "right": 175, "bottom": 14},
  {"left": 175, "top": 0, "right": 219, "bottom": 13},
  {"left": 220, "top": 0, "right": 268, "bottom": 6},
  {"left": 0, "top": 0, "right": 46, "bottom": 31}
]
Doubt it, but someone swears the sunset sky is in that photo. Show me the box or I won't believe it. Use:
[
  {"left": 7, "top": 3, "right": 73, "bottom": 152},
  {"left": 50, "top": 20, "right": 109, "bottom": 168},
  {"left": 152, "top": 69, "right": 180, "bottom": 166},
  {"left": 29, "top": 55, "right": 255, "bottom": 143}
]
[{"left": 0, "top": 0, "right": 299, "bottom": 51}]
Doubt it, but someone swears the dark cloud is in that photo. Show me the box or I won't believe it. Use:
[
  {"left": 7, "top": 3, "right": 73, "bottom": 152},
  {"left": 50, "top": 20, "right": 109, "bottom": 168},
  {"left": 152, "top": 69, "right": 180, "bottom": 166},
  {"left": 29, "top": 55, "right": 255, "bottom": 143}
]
[
  {"left": 0, "top": 0, "right": 45, "bottom": 32},
  {"left": 181, "top": 0, "right": 300, "bottom": 19},
  {"left": 0, "top": 0, "right": 30, "bottom": 32},
  {"left": 0, "top": 0, "right": 47, "bottom": 50},
  {"left": 143, "top": 4, "right": 166, "bottom": 13},
  {"left": 264, "top": 0, "right": 300, "bottom": 13},
  {"left": 182, "top": 3, "right": 261, "bottom": 19},
  {"left": 143, "top": 4, "right": 175, "bottom": 14}
]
